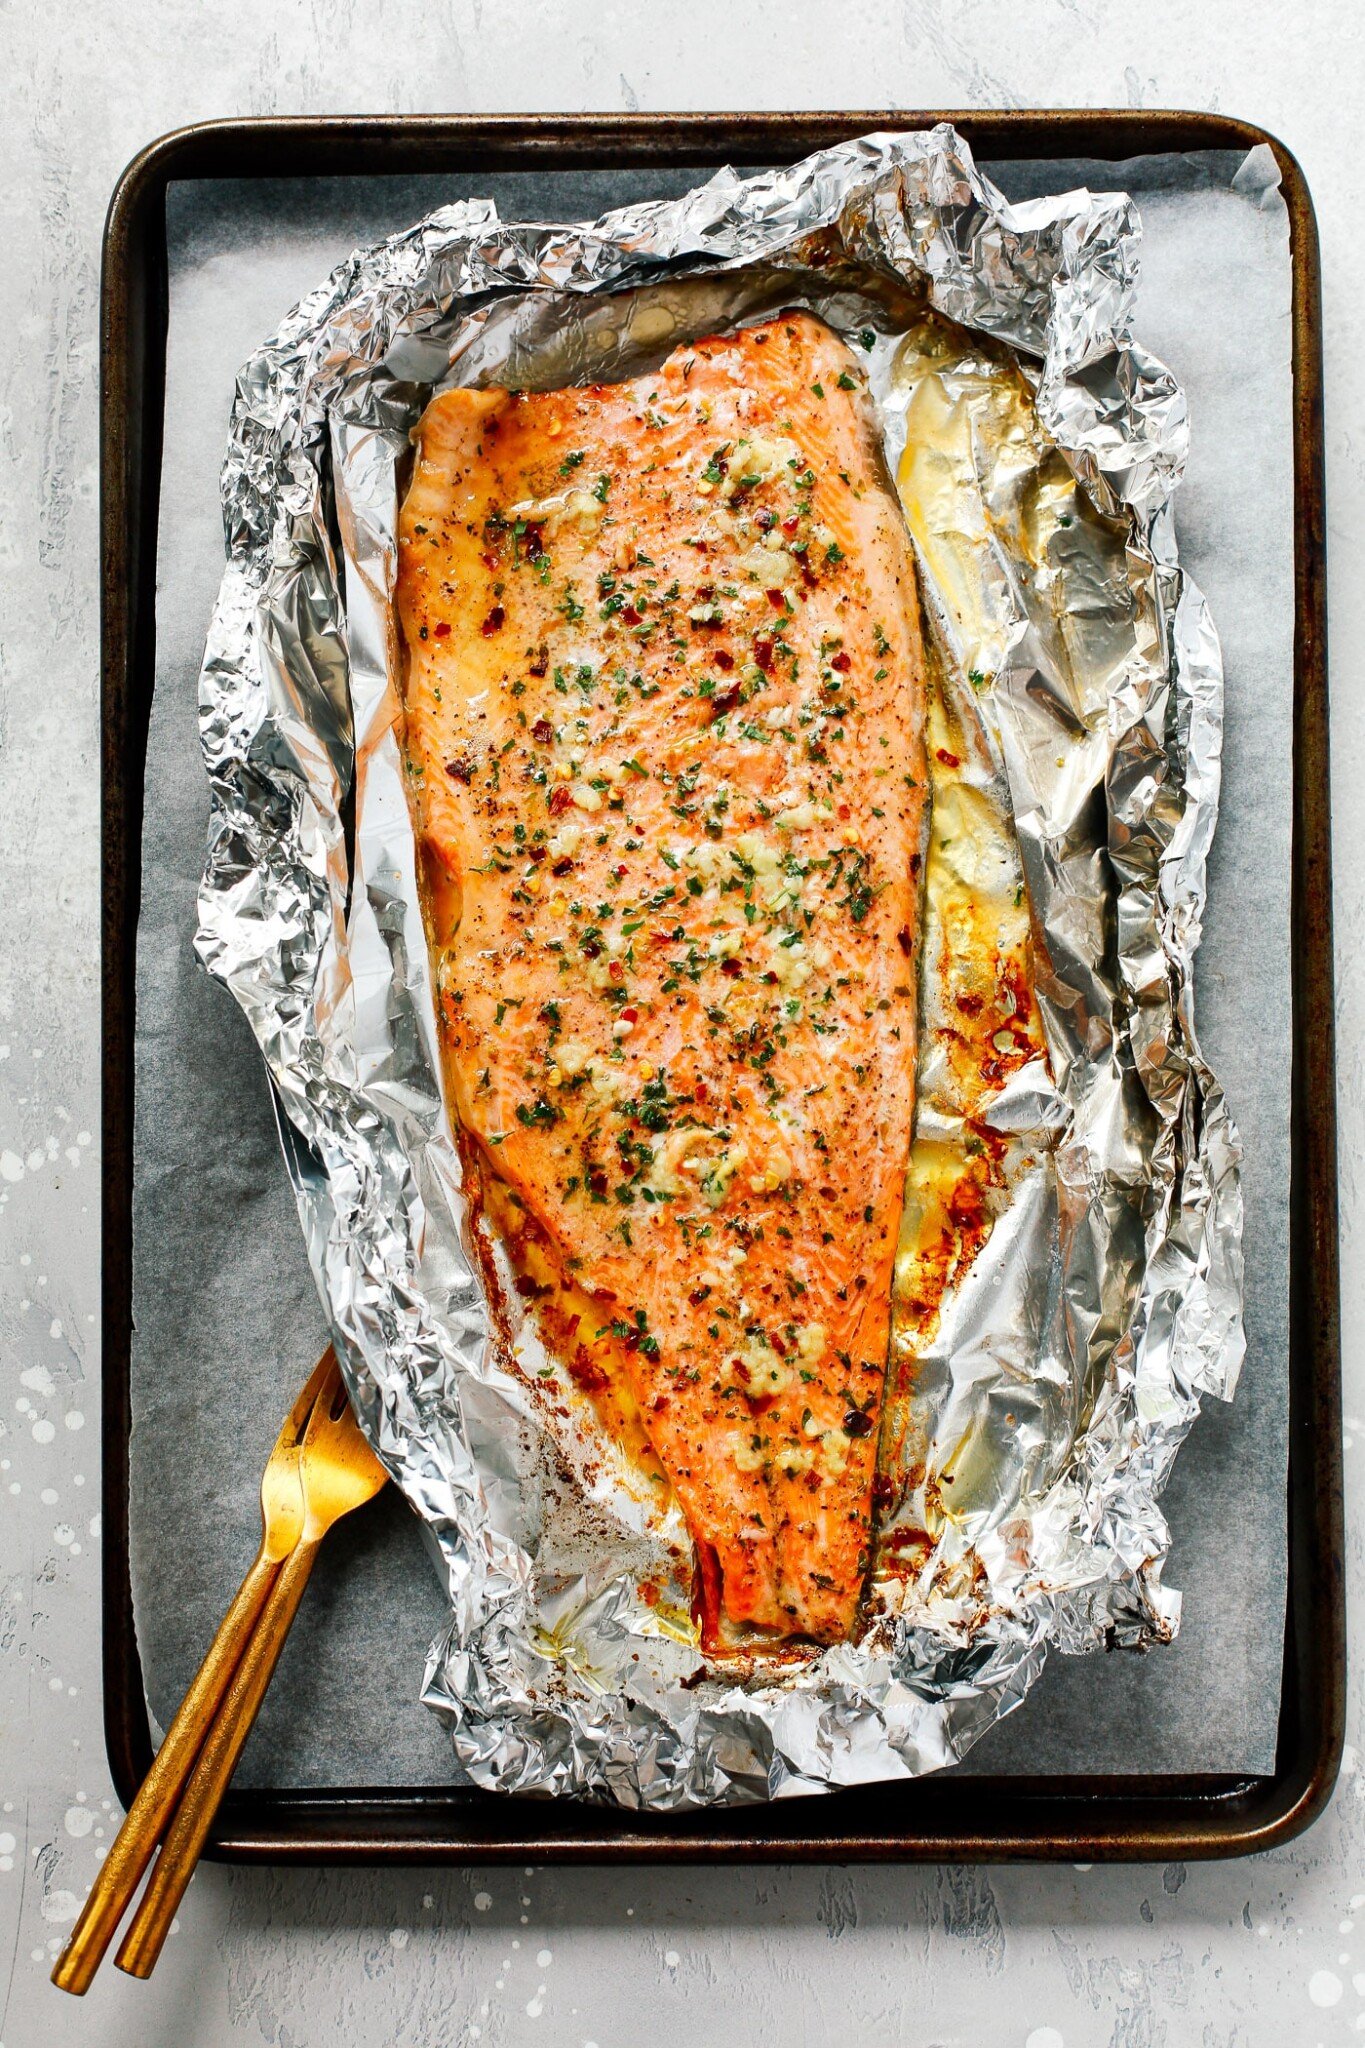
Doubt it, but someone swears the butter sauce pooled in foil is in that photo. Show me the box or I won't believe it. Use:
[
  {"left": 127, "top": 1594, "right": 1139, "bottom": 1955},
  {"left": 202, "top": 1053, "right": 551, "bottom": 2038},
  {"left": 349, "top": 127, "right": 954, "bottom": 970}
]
[{"left": 195, "top": 129, "right": 1245, "bottom": 1805}]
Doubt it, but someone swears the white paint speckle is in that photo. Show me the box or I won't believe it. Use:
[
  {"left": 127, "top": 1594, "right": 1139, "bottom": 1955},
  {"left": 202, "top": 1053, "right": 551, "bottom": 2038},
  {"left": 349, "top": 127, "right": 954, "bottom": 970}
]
[
  {"left": 474, "top": 1891, "right": 492, "bottom": 1911},
  {"left": 31, "top": 1419, "right": 54, "bottom": 1444},
  {"left": 0, "top": 1833, "right": 15, "bottom": 1855},
  {"left": 389, "top": 1927, "right": 409, "bottom": 1949},
  {"left": 526, "top": 1986, "right": 547, "bottom": 2019},
  {"left": 39, "top": 1888, "right": 79, "bottom": 1925},
  {"left": 0, "top": 1152, "right": 24, "bottom": 1183},
  {"left": 20, "top": 1365, "right": 54, "bottom": 1397},
  {"left": 1026, "top": 2031, "right": 1065, "bottom": 2048},
  {"left": 63, "top": 1806, "right": 93, "bottom": 1838},
  {"left": 40, "top": 1488, "right": 57, "bottom": 1506},
  {"left": 64, "top": 1410, "right": 84, "bottom": 1432},
  {"left": 537, "top": 1948, "right": 553, "bottom": 1967},
  {"left": 664, "top": 1948, "right": 680, "bottom": 1968},
  {"left": 1308, "top": 1970, "right": 1342, "bottom": 2009}
]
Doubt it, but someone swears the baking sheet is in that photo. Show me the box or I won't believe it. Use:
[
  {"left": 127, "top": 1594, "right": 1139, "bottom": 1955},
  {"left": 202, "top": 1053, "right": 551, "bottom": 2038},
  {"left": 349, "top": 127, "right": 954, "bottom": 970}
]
[{"left": 132, "top": 149, "right": 1291, "bottom": 1785}]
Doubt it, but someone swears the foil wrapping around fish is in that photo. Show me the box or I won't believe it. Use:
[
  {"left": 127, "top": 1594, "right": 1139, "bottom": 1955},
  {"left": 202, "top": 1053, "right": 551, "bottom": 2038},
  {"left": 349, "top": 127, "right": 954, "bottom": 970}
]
[{"left": 195, "top": 127, "right": 1245, "bottom": 1806}]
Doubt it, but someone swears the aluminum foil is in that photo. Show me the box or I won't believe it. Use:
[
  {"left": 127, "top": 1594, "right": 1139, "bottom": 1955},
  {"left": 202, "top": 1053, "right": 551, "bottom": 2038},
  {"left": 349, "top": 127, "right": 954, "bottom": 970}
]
[{"left": 195, "top": 126, "right": 1245, "bottom": 1806}]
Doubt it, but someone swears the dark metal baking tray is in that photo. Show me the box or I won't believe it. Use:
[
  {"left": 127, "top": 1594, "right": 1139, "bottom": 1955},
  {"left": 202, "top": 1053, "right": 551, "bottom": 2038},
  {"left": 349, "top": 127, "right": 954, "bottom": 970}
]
[{"left": 101, "top": 110, "right": 1342, "bottom": 1862}]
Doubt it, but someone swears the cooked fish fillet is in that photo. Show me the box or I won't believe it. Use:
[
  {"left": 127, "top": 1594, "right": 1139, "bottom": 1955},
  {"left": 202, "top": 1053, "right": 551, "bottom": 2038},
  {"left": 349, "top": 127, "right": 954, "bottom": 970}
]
[{"left": 397, "top": 311, "right": 927, "bottom": 1646}]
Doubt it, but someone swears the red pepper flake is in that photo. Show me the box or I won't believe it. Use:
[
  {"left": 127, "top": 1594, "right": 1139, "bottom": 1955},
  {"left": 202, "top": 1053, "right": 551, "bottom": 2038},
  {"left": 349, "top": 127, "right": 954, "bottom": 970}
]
[
  {"left": 523, "top": 522, "right": 544, "bottom": 561},
  {"left": 710, "top": 683, "right": 742, "bottom": 719},
  {"left": 582, "top": 937, "right": 602, "bottom": 959},
  {"left": 837, "top": 803, "right": 851, "bottom": 820},
  {"left": 693, "top": 1080, "right": 708, "bottom": 1102},
  {"left": 765, "top": 587, "right": 786, "bottom": 609},
  {"left": 433, "top": 621, "right": 452, "bottom": 639},
  {"left": 935, "top": 747, "right": 961, "bottom": 768},
  {"left": 754, "top": 509, "right": 775, "bottom": 532},
  {"left": 897, "top": 925, "right": 912, "bottom": 956},
  {"left": 831, "top": 650, "right": 851, "bottom": 673},
  {"left": 551, "top": 856, "right": 574, "bottom": 877},
  {"left": 615, "top": 863, "right": 629, "bottom": 880},
  {"left": 697, "top": 585, "right": 714, "bottom": 601},
  {"left": 608, "top": 960, "right": 624, "bottom": 982},
  {"left": 528, "top": 645, "right": 549, "bottom": 678},
  {"left": 622, "top": 604, "right": 642, "bottom": 626},
  {"left": 527, "top": 845, "right": 546, "bottom": 864},
  {"left": 843, "top": 1409, "right": 874, "bottom": 1438},
  {"left": 445, "top": 758, "right": 473, "bottom": 783},
  {"left": 720, "top": 958, "right": 742, "bottom": 978},
  {"left": 480, "top": 550, "right": 499, "bottom": 571},
  {"left": 531, "top": 717, "right": 554, "bottom": 743},
  {"left": 481, "top": 605, "right": 506, "bottom": 636},
  {"left": 549, "top": 785, "right": 574, "bottom": 814},
  {"left": 752, "top": 636, "right": 775, "bottom": 673},
  {"left": 713, "top": 649, "right": 734, "bottom": 672},
  {"left": 688, "top": 1283, "right": 711, "bottom": 1306},
  {"left": 620, "top": 1005, "right": 638, "bottom": 1023},
  {"left": 781, "top": 516, "right": 799, "bottom": 536}
]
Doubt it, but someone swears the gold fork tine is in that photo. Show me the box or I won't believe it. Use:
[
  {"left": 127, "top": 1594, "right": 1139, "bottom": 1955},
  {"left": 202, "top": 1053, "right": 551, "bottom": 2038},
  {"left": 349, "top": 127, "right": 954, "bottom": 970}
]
[
  {"left": 52, "top": 1348, "right": 339, "bottom": 1997},
  {"left": 115, "top": 1363, "right": 389, "bottom": 1979}
]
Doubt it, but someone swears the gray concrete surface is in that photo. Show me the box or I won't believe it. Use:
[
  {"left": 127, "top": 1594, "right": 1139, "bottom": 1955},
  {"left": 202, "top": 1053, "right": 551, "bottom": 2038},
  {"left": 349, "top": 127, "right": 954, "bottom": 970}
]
[{"left": 2, "top": 4, "right": 1363, "bottom": 2044}]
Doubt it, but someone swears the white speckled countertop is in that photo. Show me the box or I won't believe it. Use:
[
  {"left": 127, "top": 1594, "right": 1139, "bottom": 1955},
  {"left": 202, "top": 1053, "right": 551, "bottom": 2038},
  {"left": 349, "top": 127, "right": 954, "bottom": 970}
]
[{"left": 2, "top": 5, "right": 1362, "bottom": 2043}]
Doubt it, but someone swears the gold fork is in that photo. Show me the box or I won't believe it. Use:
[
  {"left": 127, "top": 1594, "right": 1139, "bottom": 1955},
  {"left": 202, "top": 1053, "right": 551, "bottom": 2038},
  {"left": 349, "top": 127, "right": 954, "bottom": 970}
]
[
  {"left": 114, "top": 1355, "right": 389, "bottom": 1977},
  {"left": 51, "top": 1349, "right": 334, "bottom": 1995},
  {"left": 51, "top": 1347, "right": 387, "bottom": 1992}
]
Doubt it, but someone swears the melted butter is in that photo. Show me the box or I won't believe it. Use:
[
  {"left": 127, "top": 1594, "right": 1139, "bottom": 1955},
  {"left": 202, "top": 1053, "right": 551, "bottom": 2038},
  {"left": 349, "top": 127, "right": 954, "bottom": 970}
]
[{"left": 882, "top": 312, "right": 1058, "bottom": 1544}]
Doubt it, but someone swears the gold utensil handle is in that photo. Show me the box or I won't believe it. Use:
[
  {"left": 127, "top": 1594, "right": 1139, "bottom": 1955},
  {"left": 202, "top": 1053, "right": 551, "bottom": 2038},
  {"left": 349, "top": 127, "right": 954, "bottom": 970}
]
[
  {"left": 51, "top": 1546, "right": 278, "bottom": 1996},
  {"left": 114, "top": 1537, "right": 320, "bottom": 1980}
]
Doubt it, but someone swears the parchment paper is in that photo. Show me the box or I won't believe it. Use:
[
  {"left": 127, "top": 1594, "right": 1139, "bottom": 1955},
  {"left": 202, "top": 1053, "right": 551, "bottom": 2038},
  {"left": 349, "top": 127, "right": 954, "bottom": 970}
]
[{"left": 132, "top": 150, "right": 1291, "bottom": 1786}]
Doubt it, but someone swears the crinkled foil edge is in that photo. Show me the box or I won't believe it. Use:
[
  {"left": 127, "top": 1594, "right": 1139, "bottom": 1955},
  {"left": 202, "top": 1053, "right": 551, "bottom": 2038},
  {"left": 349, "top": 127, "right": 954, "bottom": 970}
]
[{"left": 194, "top": 126, "right": 1244, "bottom": 1806}]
